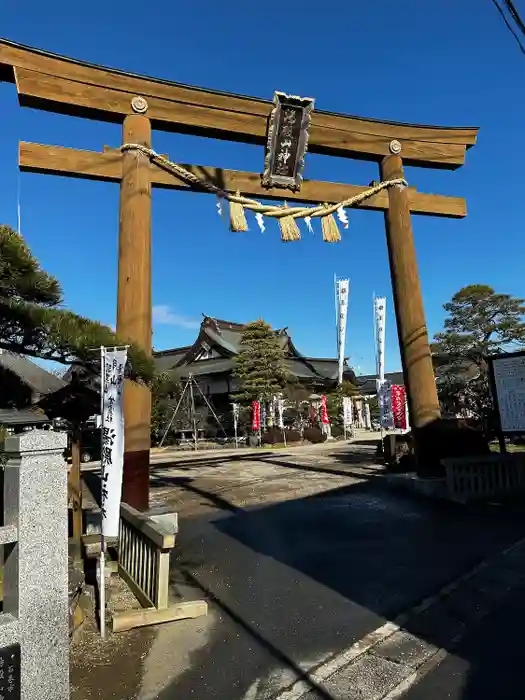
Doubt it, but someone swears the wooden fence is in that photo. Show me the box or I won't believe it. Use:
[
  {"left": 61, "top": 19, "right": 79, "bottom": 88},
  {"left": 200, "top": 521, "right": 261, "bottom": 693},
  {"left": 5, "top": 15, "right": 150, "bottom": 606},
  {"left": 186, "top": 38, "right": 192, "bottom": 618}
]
[
  {"left": 118, "top": 503, "right": 173, "bottom": 610},
  {"left": 444, "top": 453, "right": 525, "bottom": 503},
  {"left": 112, "top": 503, "right": 207, "bottom": 632}
]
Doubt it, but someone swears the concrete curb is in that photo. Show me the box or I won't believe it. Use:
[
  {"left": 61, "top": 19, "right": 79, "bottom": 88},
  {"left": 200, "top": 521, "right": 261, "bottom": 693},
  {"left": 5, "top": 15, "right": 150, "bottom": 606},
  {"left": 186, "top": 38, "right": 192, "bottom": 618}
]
[{"left": 272, "top": 535, "right": 525, "bottom": 699}]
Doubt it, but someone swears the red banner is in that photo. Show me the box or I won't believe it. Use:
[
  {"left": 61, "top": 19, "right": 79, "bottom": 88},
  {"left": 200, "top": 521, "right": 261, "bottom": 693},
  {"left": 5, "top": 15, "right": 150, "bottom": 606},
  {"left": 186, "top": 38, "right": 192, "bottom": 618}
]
[
  {"left": 391, "top": 385, "right": 407, "bottom": 430},
  {"left": 321, "top": 395, "right": 330, "bottom": 425},
  {"left": 252, "top": 400, "right": 261, "bottom": 431}
]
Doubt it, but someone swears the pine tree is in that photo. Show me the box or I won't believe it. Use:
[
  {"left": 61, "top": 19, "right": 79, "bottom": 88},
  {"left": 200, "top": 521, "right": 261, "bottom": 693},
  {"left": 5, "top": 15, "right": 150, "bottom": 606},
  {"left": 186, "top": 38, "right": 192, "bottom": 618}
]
[
  {"left": 233, "top": 319, "right": 287, "bottom": 404},
  {"left": 432, "top": 284, "right": 525, "bottom": 421},
  {"left": 0, "top": 224, "right": 152, "bottom": 380}
]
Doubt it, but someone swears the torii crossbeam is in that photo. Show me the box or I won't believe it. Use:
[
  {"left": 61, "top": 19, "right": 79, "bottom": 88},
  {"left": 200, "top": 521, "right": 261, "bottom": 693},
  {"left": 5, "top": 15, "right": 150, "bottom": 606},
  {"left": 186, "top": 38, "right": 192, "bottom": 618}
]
[{"left": 0, "top": 39, "right": 479, "bottom": 508}]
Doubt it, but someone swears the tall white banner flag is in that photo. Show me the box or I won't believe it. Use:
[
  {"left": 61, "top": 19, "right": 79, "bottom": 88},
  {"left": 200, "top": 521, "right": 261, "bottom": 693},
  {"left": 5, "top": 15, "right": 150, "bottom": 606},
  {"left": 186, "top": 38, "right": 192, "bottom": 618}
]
[
  {"left": 374, "top": 296, "right": 393, "bottom": 429},
  {"left": 336, "top": 278, "right": 350, "bottom": 385},
  {"left": 101, "top": 347, "right": 127, "bottom": 538},
  {"left": 374, "top": 296, "right": 386, "bottom": 383},
  {"left": 276, "top": 396, "right": 285, "bottom": 429},
  {"left": 342, "top": 396, "right": 353, "bottom": 426}
]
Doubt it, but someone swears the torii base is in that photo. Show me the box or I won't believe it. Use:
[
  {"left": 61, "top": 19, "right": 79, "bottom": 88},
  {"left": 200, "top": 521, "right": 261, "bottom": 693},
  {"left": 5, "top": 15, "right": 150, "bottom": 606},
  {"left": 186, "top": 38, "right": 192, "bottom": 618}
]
[{"left": 414, "top": 418, "right": 491, "bottom": 477}]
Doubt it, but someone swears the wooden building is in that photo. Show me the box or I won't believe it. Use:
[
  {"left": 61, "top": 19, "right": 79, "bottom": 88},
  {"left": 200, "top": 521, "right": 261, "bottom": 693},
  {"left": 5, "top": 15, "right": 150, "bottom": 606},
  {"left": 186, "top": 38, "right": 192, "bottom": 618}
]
[
  {"left": 0, "top": 349, "right": 65, "bottom": 429},
  {"left": 154, "top": 316, "right": 360, "bottom": 399}
]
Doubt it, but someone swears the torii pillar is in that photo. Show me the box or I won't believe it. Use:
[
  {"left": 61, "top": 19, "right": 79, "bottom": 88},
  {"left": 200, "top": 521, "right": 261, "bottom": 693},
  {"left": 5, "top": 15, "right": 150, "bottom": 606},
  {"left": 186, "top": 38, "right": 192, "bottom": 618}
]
[
  {"left": 116, "top": 100, "right": 152, "bottom": 511},
  {"left": 380, "top": 148, "right": 441, "bottom": 462}
]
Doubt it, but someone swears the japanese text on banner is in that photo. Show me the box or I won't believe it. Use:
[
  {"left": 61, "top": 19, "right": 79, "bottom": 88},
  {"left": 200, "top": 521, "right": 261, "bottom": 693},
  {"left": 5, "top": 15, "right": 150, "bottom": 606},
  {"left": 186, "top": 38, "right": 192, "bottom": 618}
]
[
  {"left": 374, "top": 297, "right": 386, "bottom": 383},
  {"left": 336, "top": 279, "right": 350, "bottom": 385},
  {"left": 391, "top": 384, "right": 407, "bottom": 430},
  {"left": 252, "top": 400, "right": 261, "bottom": 431},
  {"left": 101, "top": 348, "right": 127, "bottom": 538},
  {"left": 343, "top": 396, "right": 353, "bottom": 426},
  {"left": 378, "top": 380, "right": 394, "bottom": 430}
]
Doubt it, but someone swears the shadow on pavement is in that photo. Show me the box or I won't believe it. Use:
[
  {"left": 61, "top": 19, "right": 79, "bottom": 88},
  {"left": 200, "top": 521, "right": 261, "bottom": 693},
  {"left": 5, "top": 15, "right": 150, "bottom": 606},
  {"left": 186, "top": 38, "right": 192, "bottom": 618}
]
[
  {"left": 163, "top": 475, "right": 525, "bottom": 699},
  {"left": 403, "top": 582, "right": 525, "bottom": 700}
]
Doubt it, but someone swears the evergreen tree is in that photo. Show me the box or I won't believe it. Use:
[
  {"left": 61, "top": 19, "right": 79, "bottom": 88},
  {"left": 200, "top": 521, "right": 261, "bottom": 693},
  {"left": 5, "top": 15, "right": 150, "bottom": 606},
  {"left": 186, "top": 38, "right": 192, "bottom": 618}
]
[
  {"left": 0, "top": 225, "right": 152, "bottom": 380},
  {"left": 432, "top": 284, "right": 525, "bottom": 421},
  {"left": 150, "top": 372, "right": 182, "bottom": 445},
  {"left": 325, "top": 380, "right": 361, "bottom": 432},
  {"left": 233, "top": 319, "right": 287, "bottom": 404}
]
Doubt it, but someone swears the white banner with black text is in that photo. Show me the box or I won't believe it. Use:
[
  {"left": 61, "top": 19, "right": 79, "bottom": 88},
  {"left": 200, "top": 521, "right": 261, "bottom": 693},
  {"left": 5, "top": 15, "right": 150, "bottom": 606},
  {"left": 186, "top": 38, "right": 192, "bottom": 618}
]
[
  {"left": 343, "top": 396, "right": 353, "bottom": 427},
  {"left": 336, "top": 278, "right": 350, "bottom": 385},
  {"left": 100, "top": 347, "right": 127, "bottom": 539},
  {"left": 374, "top": 296, "right": 386, "bottom": 384}
]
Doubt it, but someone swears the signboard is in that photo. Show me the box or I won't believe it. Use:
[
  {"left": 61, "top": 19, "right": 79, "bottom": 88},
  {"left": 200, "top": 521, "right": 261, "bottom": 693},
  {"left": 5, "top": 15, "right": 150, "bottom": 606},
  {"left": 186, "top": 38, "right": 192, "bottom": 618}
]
[
  {"left": 490, "top": 352, "right": 525, "bottom": 432},
  {"left": 262, "top": 91, "right": 315, "bottom": 191},
  {"left": 100, "top": 347, "right": 127, "bottom": 539},
  {"left": 0, "top": 644, "right": 20, "bottom": 699}
]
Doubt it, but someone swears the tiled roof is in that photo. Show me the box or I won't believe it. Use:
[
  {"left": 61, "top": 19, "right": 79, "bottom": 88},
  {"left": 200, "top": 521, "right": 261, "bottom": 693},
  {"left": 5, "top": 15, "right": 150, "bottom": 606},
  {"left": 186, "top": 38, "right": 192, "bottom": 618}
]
[
  {"left": 0, "top": 350, "right": 66, "bottom": 395},
  {"left": 0, "top": 407, "right": 51, "bottom": 425},
  {"left": 356, "top": 372, "right": 404, "bottom": 394}
]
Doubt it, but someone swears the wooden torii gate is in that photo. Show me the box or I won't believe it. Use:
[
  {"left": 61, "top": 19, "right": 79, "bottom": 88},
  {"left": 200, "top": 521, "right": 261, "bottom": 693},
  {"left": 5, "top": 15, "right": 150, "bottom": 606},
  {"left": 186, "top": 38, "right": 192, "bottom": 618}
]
[{"left": 0, "top": 39, "right": 478, "bottom": 510}]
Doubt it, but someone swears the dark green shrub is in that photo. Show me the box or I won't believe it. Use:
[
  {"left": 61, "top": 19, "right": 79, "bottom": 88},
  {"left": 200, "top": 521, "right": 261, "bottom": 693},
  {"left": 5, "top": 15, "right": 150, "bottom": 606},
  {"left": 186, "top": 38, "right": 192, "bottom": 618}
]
[
  {"left": 330, "top": 423, "right": 344, "bottom": 438},
  {"left": 285, "top": 429, "right": 302, "bottom": 443},
  {"left": 262, "top": 427, "right": 301, "bottom": 445},
  {"left": 303, "top": 427, "right": 326, "bottom": 444}
]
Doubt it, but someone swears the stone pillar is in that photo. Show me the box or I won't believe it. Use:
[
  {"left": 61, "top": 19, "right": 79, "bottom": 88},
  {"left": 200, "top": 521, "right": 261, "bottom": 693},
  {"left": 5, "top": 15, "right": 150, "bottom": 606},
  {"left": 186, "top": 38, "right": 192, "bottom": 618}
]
[
  {"left": 2, "top": 430, "right": 69, "bottom": 700},
  {"left": 117, "top": 108, "right": 152, "bottom": 511},
  {"left": 381, "top": 153, "right": 441, "bottom": 430}
]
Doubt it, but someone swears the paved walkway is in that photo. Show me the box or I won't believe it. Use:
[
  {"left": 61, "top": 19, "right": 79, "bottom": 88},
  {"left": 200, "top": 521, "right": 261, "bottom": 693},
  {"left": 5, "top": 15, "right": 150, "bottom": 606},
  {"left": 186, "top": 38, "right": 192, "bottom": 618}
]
[
  {"left": 75, "top": 442, "right": 525, "bottom": 699},
  {"left": 153, "top": 470, "right": 525, "bottom": 699},
  {"left": 402, "top": 582, "right": 525, "bottom": 700}
]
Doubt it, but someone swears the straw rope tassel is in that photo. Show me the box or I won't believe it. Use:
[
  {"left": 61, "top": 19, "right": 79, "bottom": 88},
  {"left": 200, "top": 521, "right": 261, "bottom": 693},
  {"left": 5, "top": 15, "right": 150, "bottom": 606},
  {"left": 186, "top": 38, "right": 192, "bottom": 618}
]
[
  {"left": 229, "top": 191, "right": 248, "bottom": 232},
  {"left": 278, "top": 207, "right": 301, "bottom": 242},
  {"left": 321, "top": 204, "right": 341, "bottom": 242},
  {"left": 120, "top": 144, "right": 407, "bottom": 242}
]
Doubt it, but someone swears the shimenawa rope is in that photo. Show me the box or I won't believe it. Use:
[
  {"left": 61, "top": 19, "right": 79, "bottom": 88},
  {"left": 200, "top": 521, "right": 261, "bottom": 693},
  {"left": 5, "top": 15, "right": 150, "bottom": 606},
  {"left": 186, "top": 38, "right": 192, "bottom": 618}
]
[{"left": 120, "top": 143, "right": 407, "bottom": 241}]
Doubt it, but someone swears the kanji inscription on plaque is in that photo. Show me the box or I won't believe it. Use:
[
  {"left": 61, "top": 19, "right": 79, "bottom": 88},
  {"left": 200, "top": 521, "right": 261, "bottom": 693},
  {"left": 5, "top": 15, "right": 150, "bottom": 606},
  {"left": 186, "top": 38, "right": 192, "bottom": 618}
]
[
  {"left": 0, "top": 645, "right": 20, "bottom": 700},
  {"left": 262, "top": 91, "right": 315, "bottom": 191}
]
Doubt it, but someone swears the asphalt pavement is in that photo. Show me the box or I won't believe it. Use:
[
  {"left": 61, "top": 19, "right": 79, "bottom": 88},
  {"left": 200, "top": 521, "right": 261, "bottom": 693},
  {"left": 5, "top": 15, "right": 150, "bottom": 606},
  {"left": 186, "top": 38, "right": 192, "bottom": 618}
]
[
  {"left": 403, "top": 583, "right": 525, "bottom": 700},
  {"left": 156, "top": 478, "right": 525, "bottom": 700}
]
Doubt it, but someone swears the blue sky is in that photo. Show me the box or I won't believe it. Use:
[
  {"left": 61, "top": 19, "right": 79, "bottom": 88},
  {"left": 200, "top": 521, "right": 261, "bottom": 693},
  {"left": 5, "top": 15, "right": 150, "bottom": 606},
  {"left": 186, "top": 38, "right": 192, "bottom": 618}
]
[{"left": 2, "top": 0, "right": 525, "bottom": 375}]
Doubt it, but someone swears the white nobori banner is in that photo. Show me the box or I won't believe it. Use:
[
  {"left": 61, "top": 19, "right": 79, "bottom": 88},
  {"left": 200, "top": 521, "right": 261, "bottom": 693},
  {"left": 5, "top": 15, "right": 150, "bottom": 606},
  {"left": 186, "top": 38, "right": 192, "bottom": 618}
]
[
  {"left": 374, "top": 296, "right": 386, "bottom": 383},
  {"left": 276, "top": 396, "right": 285, "bottom": 429},
  {"left": 374, "top": 296, "right": 393, "bottom": 429},
  {"left": 342, "top": 396, "right": 353, "bottom": 426},
  {"left": 100, "top": 347, "right": 127, "bottom": 538},
  {"left": 336, "top": 278, "right": 350, "bottom": 385}
]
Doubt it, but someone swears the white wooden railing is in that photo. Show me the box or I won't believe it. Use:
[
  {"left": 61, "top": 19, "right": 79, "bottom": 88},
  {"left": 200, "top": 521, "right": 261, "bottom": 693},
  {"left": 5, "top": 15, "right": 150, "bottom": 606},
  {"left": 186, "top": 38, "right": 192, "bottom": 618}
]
[
  {"left": 118, "top": 503, "right": 173, "bottom": 610},
  {"left": 113, "top": 503, "right": 207, "bottom": 632}
]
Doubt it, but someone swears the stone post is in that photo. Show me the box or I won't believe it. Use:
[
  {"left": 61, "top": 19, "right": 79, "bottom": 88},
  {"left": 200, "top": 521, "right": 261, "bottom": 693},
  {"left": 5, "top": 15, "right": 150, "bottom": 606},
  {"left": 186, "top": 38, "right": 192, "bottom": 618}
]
[{"left": 2, "top": 430, "right": 69, "bottom": 700}]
